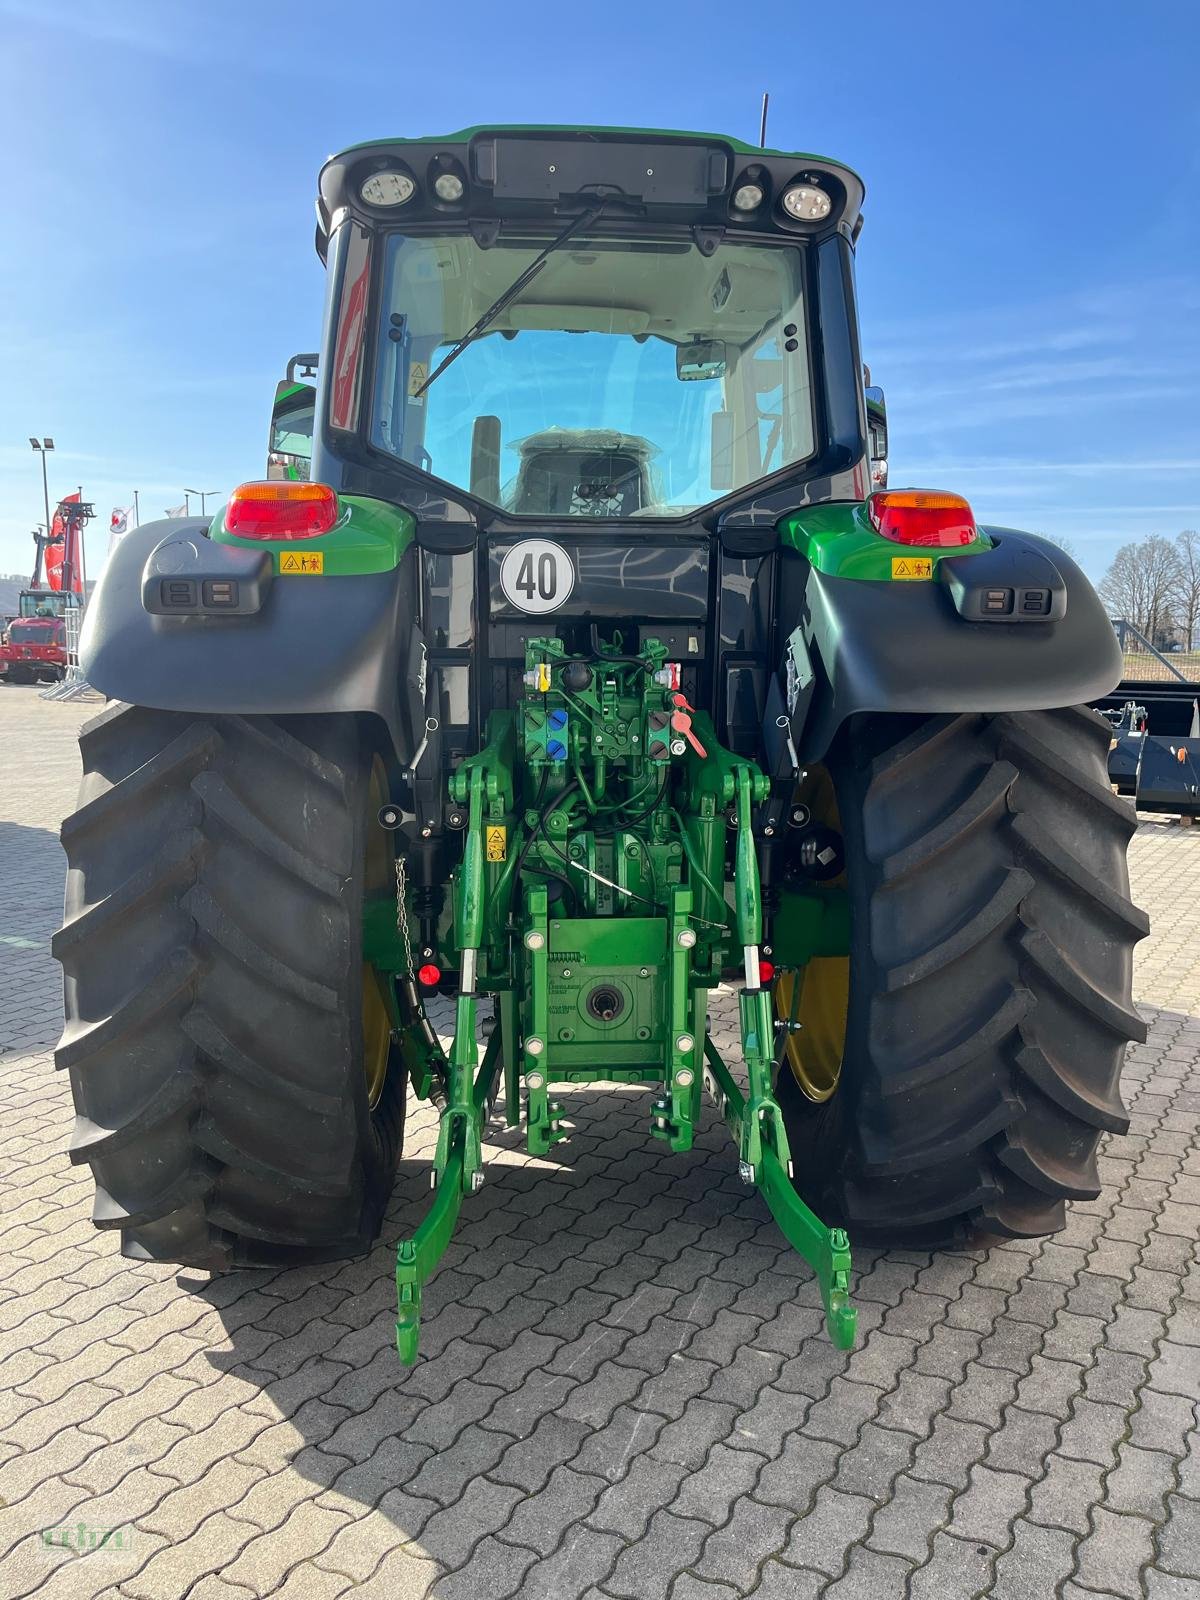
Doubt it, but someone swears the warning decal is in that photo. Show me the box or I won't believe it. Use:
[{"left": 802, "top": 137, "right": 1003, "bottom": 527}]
[
  {"left": 890, "top": 556, "right": 934, "bottom": 581},
  {"left": 279, "top": 551, "right": 324, "bottom": 575},
  {"left": 408, "top": 361, "right": 429, "bottom": 397},
  {"left": 486, "top": 825, "right": 507, "bottom": 862}
]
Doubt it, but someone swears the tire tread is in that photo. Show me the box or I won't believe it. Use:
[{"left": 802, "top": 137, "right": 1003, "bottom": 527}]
[
  {"left": 778, "top": 705, "right": 1146, "bottom": 1247},
  {"left": 55, "top": 705, "right": 405, "bottom": 1269}
]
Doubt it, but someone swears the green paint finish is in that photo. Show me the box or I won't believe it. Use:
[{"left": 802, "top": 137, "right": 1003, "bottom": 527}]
[
  {"left": 362, "top": 895, "right": 407, "bottom": 973},
  {"left": 553, "top": 1067, "right": 664, "bottom": 1084},
  {"left": 210, "top": 494, "right": 414, "bottom": 576},
  {"left": 542, "top": 915, "right": 670, "bottom": 1073},
  {"left": 394, "top": 1027, "right": 503, "bottom": 1364},
  {"left": 340, "top": 124, "right": 860, "bottom": 180},
  {"left": 550, "top": 915, "right": 665, "bottom": 966},
  {"left": 772, "top": 887, "right": 850, "bottom": 967},
  {"left": 780, "top": 501, "right": 992, "bottom": 580}
]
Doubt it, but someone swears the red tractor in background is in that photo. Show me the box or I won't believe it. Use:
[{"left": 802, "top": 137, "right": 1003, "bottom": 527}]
[
  {"left": 0, "top": 610, "right": 68, "bottom": 684},
  {"left": 0, "top": 496, "right": 91, "bottom": 685}
]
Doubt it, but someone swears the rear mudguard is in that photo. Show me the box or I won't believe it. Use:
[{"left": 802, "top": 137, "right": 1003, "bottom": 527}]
[
  {"left": 80, "top": 519, "right": 420, "bottom": 763},
  {"left": 790, "top": 528, "right": 1124, "bottom": 760}
]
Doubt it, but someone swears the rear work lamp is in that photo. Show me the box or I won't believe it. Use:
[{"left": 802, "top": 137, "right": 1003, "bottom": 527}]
[
  {"left": 225, "top": 481, "right": 339, "bottom": 541},
  {"left": 869, "top": 490, "right": 979, "bottom": 548}
]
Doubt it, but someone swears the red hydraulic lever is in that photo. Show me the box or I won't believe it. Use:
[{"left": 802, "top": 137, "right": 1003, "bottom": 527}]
[{"left": 670, "top": 694, "right": 707, "bottom": 758}]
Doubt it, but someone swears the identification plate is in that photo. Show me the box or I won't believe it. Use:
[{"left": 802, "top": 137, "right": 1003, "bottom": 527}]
[
  {"left": 279, "top": 551, "right": 324, "bottom": 575},
  {"left": 890, "top": 556, "right": 933, "bottom": 581}
]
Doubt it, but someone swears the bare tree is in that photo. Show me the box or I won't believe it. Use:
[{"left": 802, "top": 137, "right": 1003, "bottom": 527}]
[
  {"left": 1099, "top": 536, "right": 1182, "bottom": 644},
  {"left": 1043, "top": 535, "right": 1080, "bottom": 563},
  {"left": 1100, "top": 543, "right": 1146, "bottom": 628},
  {"left": 1172, "top": 530, "right": 1200, "bottom": 650}
]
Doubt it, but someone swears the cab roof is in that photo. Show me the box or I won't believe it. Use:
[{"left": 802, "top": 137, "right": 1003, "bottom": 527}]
[
  {"left": 337, "top": 124, "right": 862, "bottom": 176},
  {"left": 317, "top": 124, "right": 865, "bottom": 253}
]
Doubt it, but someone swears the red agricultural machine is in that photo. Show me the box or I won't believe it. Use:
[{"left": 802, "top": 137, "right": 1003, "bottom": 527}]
[
  {"left": 1, "top": 496, "right": 91, "bottom": 685},
  {"left": 0, "top": 613, "right": 68, "bottom": 685}
]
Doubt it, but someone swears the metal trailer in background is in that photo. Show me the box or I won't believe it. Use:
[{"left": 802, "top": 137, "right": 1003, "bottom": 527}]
[
  {"left": 1096, "top": 678, "right": 1200, "bottom": 820},
  {"left": 1097, "top": 620, "right": 1200, "bottom": 818}
]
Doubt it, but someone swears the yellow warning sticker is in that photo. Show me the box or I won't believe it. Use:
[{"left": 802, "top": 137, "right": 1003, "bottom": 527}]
[
  {"left": 408, "top": 361, "right": 429, "bottom": 396},
  {"left": 486, "top": 825, "right": 507, "bottom": 862},
  {"left": 890, "top": 556, "right": 934, "bottom": 581},
  {"left": 279, "top": 551, "right": 324, "bottom": 575}
]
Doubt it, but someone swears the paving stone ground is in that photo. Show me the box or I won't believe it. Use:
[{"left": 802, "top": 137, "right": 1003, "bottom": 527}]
[{"left": 1, "top": 681, "right": 1198, "bottom": 1600}]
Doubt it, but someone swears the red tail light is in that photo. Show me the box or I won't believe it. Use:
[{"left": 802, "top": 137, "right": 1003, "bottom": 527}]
[
  {"left": 869, "top": 490, "right": 977, "bottom": 548},
  {"left": 225, "top": 481, "right": 339, "bottom": 541},
  {"left": 417, "top": 963, "right": 442, "bottom": 989},
  {"left": 759, "top": 959, "right": 776, "bottom": 984}
]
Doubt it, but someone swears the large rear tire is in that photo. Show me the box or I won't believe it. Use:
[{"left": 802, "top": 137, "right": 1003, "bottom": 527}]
[
  {"left": 776, "top": 707, "right": 1148, "bottom": 1246},
  {"left": 55, "top": 705, "right": 406, "bottom": 1269}
]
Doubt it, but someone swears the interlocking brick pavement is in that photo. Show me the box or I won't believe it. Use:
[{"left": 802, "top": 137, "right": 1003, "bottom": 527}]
[{"left": 1, "top": 680, "right": 1198, "bottom": 1598}]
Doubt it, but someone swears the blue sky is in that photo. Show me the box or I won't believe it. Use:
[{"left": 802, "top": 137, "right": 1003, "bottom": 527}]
[{"left": 0, "top": 0, "right": 1196, "bottom": 583}]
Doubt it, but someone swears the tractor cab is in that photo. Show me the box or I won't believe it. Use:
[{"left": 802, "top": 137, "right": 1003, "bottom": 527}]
[
  {"left": 262, "top": 127, "right": 876, "bottom": 769},
  {"left": 309, "top": 127, "right": 869, "bottom": 526},
  {"left": 505, "top": 428, "right": 662, "bottom": 516},
  {"left": 267, "top": 357, "right": 317, "bottom": 480},
  {"left": 18, "top": 589, "right": 76, "bottom": 619}
]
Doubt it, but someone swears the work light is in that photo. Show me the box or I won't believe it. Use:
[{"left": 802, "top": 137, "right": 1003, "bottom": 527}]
[
  {"left": 731, "top": 181, "right": 765, "bottom": 212},
  {"left": 781, "top": 183, "right": 832, "bottom": 221},
  {"left": 433, "top": 171, "right": 465, "bottom": 202},
  {"left": 360, "top": 169, "right": 416, "bottom": 206}
]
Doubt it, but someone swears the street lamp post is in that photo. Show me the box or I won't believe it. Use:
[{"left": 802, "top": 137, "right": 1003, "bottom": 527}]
[
  {"left": 29, "top": 437, "right": 55, "bottom": 534},
  {"left": 185, "top": 488, "right": 219, "bottom": 516}
]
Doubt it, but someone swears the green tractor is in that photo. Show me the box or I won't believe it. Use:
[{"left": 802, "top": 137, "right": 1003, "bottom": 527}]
[{"left": 59, "top": 126, "right": 1146, "bottom": 1362}]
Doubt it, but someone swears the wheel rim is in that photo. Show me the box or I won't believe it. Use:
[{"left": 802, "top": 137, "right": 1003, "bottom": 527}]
[
  {"left": 363, "top": 757, "right": 394, "bottom": 1110},
  {"left": 362, "top": 967, "right": 392, "bottom": 1109},
  {"left": 774, "top": 765, "right": 850, "bottom": 1104}
]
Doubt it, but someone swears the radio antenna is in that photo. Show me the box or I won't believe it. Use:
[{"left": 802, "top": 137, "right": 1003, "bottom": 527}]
[{"left": 759, "top": 92, "right": 770, "bottom": 148}]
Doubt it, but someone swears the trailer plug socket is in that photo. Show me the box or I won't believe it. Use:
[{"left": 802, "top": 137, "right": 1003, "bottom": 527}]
[{"left": 794, "top": 825, "right": 844, "bottom": 881}]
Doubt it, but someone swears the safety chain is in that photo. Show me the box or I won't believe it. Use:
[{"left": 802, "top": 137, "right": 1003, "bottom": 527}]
[{"left": 394, "top": 854, "right": 416, "bottom": 981}]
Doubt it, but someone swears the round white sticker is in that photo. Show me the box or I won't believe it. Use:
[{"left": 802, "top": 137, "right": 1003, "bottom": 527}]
[{"left": 499, "top": 540, "right": 575, "bottom": 614}]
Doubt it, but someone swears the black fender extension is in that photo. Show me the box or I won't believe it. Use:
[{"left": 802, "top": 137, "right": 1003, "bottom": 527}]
[
  {"left": 789, "top": 529, "right": 1123, "bottom": 760},
  {"left": 79, "top": 519, "right": 420, "bottom": 765}
]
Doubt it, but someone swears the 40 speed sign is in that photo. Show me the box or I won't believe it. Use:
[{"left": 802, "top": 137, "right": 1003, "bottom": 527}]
[{"left": 499, "top": 539, "right": 575, "bottom": 614}]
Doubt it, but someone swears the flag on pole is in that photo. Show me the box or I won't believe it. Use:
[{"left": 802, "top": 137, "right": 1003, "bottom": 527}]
[
  {"left": 164, "top": 503, "right": 187, "bottom": 518},
  {"left": 108, "top": 506, "right": 133, "bottom": 556}
]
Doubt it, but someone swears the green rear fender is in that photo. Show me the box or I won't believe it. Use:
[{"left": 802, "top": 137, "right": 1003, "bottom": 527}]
[{"left": 210, "top": 493, "right": 415, "bottom": 576}]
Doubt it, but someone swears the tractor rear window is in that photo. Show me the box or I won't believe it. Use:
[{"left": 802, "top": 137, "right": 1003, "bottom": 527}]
[{"left": 370, "top": 231, "right": 815, "bottom": 517}]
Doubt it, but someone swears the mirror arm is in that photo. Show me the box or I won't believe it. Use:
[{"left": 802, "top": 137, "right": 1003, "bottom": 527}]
[{"left": 286, "top": 353, "right": 320, "bottom": 384}]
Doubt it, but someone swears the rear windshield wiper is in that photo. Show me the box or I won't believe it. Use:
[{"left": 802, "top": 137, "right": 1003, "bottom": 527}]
[{"left": 414, "top": 202, "right": 605, "bottom": 398}]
